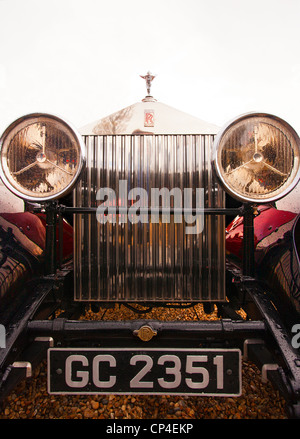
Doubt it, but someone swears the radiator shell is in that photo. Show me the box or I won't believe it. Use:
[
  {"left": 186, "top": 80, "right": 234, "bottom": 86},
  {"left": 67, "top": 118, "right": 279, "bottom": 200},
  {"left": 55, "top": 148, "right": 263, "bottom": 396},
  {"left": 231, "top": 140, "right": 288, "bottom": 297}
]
[{"left": 74, "top": 134, "right": 225, "bottom": 302}]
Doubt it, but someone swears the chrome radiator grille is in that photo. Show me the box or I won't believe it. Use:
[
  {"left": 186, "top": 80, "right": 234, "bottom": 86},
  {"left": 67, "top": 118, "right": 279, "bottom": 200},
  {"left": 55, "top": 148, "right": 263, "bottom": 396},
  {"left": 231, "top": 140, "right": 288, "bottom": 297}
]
[{"left": 74, "top": 134, "right": 225, "bottom": 302}]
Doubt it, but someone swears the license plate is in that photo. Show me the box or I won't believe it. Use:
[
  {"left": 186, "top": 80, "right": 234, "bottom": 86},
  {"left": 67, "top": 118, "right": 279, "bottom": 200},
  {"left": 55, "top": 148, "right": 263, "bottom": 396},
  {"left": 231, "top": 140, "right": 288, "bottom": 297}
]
[{"left": 47, "top": 348, "right": 241, "bottom": 396}]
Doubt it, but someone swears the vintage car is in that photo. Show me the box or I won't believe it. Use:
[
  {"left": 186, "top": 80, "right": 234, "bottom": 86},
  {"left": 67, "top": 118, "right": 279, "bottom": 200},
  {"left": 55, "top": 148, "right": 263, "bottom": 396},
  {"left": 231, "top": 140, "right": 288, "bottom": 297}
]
[{"left": 0, "top": 81, "right": 299, "bottom": 418}]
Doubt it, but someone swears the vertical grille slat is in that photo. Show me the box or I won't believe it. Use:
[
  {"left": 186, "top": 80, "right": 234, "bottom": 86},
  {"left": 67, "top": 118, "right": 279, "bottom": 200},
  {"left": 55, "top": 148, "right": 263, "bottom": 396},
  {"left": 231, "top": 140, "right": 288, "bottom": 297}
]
[{"left": 74, "top": 134, "right": 225, "bottom": 302}]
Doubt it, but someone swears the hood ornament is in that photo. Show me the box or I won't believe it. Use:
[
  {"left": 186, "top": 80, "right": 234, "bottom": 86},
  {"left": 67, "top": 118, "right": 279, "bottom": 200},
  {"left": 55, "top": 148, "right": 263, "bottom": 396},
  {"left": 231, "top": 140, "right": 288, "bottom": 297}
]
[{"left": 140, "top": 71, "right": 156, "bottom": 101}]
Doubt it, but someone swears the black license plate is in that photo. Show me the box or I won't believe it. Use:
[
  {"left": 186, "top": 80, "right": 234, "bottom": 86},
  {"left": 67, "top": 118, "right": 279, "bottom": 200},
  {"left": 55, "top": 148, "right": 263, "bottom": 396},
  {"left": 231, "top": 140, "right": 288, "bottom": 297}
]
[{"left": 47, "top": 348, "right": 241, "bottom": 396}]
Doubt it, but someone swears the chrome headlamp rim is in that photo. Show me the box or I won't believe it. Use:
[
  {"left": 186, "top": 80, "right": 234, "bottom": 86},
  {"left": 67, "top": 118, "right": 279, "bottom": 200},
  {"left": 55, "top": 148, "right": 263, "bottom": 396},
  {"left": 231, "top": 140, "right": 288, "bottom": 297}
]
[
  {"left": 212, "top": 112, "right": 300, "bottom": 203},
  {"left": 0, "top": 112, "right": 86, "bottom": 202}
]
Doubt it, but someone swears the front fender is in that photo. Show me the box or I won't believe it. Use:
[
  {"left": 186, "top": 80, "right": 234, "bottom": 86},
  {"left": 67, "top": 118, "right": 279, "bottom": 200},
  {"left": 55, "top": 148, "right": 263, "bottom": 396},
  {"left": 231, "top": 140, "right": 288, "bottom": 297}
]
[{"left": 226, "top": 205, "right": 300, "bottom": 321}]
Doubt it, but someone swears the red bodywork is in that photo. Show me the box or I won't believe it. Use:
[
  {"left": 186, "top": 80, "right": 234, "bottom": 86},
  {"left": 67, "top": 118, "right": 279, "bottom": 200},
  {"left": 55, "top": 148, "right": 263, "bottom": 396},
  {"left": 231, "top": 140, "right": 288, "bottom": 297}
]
[
  {"left": 225, "top": 205, "right": 297, "bottom": 260},
  {"left": 0, "top": 211, "right": 73, "bottom": 263},
  {"left": 0, "top": 211, "right": 73, "bottom": 303}
]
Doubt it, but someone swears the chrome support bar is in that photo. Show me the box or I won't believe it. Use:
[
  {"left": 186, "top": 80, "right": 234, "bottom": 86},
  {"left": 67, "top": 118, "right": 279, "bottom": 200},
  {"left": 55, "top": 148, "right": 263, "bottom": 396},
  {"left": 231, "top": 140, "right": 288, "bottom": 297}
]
[{"left": 11, "top": 361, "right": 32, "bottom": 378}]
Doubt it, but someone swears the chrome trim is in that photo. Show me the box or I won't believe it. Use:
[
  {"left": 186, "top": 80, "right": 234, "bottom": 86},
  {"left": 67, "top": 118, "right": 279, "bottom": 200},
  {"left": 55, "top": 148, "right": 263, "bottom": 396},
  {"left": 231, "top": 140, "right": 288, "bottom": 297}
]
[
  {"left": 213, "top": 112, "right": 300, "bottom": 203},
  {"left": 243, "top": 339, "right": 265, "bottom": 360},
  {"left": 74, "top": 134, "right": 225, "bottom": 302},
  {"left": 261, "top": 364, "right": 279, "bottom": 383},
  {"left": 34, "top": 336, "right": 54, "bottom": 347},
  {"left": 12, "top": 361, "right": 32, "bottom": 378},
  {"left": 0, "top": 113, "right": 86, "bottom": 202}
]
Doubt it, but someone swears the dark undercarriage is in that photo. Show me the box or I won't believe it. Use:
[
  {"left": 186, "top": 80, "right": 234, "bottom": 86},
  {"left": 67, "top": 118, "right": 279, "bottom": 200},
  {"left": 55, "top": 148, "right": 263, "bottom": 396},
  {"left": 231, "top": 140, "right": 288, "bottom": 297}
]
[{"left": 0, "top": 202, "right": 300, "bottom": 418}]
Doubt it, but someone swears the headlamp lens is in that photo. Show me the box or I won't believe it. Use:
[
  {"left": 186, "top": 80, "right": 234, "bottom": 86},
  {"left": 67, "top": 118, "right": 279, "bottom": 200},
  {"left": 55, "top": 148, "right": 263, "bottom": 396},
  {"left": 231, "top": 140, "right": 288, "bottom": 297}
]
[
  {"left": 214, "top": 114, "right": 300, "bottom": 202},
  {"left": 0, "top": 114, "right": 85, "bottom": 201}
]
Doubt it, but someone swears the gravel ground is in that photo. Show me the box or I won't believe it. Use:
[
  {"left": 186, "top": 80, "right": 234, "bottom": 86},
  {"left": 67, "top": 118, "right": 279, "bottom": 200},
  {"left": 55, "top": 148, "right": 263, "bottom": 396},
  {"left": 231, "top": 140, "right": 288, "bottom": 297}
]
[{"left": 0, "top": 304, "right": 288, "bottom": 420}]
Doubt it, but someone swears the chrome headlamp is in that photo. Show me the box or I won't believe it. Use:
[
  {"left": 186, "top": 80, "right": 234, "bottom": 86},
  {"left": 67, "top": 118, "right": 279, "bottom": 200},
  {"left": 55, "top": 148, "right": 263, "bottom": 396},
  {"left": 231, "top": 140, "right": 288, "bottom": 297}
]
[
  {"left": 0, "top": 113, "right": 85, "bottom": 202},
  {"left": 213, "top": 113, "right": 300, "bottom": 203}
]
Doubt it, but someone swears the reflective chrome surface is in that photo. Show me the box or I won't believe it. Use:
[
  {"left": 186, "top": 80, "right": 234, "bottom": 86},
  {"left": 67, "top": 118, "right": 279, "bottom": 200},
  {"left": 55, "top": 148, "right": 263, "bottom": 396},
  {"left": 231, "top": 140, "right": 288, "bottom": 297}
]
[
  {"left": 74, "top": 134, "right": 225, "bottom": 302},
  {"left": 0, "top": 114, "right": 85, "bottom": 201},
  {"left": 214, "top": 113, "right": 300, "bottom": 203}
]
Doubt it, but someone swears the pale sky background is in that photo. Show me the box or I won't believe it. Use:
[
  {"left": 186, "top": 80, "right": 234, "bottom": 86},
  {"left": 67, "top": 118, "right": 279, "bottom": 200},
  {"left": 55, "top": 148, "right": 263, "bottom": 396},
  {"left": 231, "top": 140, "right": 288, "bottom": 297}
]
[{"left": 0, "top": 0, "right": 299, "bottom": 136}]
